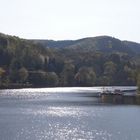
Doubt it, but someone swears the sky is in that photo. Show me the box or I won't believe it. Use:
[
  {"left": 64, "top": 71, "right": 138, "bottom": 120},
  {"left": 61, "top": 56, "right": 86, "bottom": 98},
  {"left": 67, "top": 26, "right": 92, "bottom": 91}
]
[{"left": 0, "top": 0, "right": 140, "bottom": 42}]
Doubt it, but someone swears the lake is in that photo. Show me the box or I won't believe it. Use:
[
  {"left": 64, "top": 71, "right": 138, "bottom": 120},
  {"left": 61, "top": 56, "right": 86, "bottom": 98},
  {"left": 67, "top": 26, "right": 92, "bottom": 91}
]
[{"left": 0, "top": 87, "right": 140, "bottom": 140}]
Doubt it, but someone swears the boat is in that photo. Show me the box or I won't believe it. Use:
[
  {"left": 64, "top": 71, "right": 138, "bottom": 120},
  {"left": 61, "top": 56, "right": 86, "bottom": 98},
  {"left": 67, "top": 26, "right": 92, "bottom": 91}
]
[
  {"left": 101, "top": 88, "right": 123, "bottom": 103},
  {"left": 101, "top": 88, "right": 123, "bottom": 95}
]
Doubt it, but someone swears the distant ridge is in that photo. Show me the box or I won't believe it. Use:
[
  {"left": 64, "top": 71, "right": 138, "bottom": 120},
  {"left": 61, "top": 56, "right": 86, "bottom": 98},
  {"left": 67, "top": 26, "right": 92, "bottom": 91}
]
[
  {"left": 32, "top": 35, "right": 140, "bottom": 55},
  {"left": 1, "top": 32, "right": 140, "bottom": 55}
]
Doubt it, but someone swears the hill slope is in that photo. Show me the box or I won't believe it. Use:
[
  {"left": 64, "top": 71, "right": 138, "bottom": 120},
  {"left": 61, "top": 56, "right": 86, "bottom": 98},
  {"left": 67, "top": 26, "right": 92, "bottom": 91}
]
[{"left": 33, "top": 36, "right": 140, "bottom": 55}]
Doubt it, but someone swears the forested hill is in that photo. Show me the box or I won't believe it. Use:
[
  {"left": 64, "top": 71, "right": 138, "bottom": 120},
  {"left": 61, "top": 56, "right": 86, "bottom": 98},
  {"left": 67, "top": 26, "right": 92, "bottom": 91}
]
[
  {"left": 33, "top": 36, "right": 140, "bottom": 55},
  {"left": 0, "top": 33, "right": 140, "bottom": 88}
]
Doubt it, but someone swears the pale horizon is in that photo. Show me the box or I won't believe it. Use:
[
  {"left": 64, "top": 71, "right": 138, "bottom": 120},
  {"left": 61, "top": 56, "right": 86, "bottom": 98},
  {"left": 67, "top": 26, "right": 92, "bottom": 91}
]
[{"left": 0, "top": 0, "right": 140, "bottom": 42}]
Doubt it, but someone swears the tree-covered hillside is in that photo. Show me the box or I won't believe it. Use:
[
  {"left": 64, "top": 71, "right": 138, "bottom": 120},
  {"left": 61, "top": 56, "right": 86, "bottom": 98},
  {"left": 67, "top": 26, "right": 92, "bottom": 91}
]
[
  {"left": 33, "top": 36, "right": 140, "bottom": 55},
  {"left": 0, "top": 33, "right": 140, "bottom": 88}
]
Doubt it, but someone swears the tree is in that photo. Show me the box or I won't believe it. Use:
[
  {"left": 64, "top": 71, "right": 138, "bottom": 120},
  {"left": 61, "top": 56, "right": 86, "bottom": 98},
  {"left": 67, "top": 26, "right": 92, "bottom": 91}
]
[
  {"left": 109, "top": 53, "right": 120, "bottom": 64},
  {"left": 97, "top": 76, "right": 110, "bottom": 86},
  {"left": 0, "top": 67, "right": 5, "bottom": 86},
  {"left": 123, "top": 65, "right": 136, "bottom": 85},
  {"left": 103, "top": 61, "right": 116, "bottom": 85},
  {"left": 104, "top": 61, "right": 116, "bottom": 76},
  {"left": 46, "top": 72, "right": 59, "bottom": 87},
  {"left": 18, "top": 67, "right": 29, "bottom": 83},
  {"left": 75, "top": 67, "right": 96, "bottom": 86},
  {"left": 28, "top": 70, "right": 47, "bottom": 86},
  {"left": 60, "top": 62, "right": 75, "bottom": 86},
  {"left": 137, "top": 73, "right": 140, "bottom": 94},
  {"left": 9, "top": 58, "right": 22, "bottom": 82}
]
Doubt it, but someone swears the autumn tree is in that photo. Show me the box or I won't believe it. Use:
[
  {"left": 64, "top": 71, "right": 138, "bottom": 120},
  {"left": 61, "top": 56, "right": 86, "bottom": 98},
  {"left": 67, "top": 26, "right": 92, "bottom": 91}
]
[
  {"left": 61, "top": 62, "right": 75, "bottom": 86},
  {"left": 75, "top": 67, "right": 96, "bottom": 86},
  {"left": 0, "top": 67, "right": 5, "bottom": 86},
  {"left": 103, "top": 61, "right": 116, "bottom": 85},
  {"left": 18, "top": 67, "right": 29, "bottom": 83}
]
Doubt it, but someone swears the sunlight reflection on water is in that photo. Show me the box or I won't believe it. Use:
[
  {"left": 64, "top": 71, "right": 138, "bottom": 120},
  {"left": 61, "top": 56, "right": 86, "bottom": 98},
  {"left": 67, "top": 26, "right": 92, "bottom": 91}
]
[
  {"left": 15, "top": 106, "right": 112, "bottom": 140},
  {"left": 0, "top": 87, "right": 139, "bottom": 140},
  {"left": 31, "top": 106, "right": 103, "bottom": 118}
]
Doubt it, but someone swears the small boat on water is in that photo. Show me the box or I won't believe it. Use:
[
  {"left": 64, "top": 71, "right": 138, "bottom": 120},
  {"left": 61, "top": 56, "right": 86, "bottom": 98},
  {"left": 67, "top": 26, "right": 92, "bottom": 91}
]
[
  {"left": 100, "top": 87, "right": 139, "bottom": 104},
  {"left": 101, "top": 89, "right": 124, "bottom": 103},
  {"left": 102, "top": 88, "right": 123, "bottom": 95}
]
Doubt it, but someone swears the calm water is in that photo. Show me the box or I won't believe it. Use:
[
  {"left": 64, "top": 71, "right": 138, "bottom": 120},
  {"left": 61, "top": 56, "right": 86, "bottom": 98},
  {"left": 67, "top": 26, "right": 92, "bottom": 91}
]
[{"left": 0, "top": 87, "right": 139, "bottom": 140}]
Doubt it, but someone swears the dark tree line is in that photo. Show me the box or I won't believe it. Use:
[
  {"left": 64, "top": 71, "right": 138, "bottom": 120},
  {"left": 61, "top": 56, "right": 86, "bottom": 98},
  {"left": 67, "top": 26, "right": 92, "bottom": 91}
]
[{"left": 0, "top": 33, "right": 140, "bottom": 88}]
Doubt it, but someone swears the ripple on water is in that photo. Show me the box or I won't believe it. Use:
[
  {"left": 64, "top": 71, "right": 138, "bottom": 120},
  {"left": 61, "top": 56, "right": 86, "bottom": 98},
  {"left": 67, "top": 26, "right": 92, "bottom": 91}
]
[
  {"left": 14, "top": 106, "right": 111, "bottom": 140},
  {"left": 16, "top": 122, "right": 112, "bottom": 140}
]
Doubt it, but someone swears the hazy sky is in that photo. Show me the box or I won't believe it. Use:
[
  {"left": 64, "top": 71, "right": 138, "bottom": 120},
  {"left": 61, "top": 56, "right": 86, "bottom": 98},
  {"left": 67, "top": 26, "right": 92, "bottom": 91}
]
[{"left": 0, "top": 0, "right": 139, "bottom": 42}]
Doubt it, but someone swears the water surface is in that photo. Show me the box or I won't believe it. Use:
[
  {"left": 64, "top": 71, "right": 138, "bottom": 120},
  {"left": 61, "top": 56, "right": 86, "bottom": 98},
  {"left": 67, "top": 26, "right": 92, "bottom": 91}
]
[{"left": 0, "top": 87, "right": 139, "bottom": 140}]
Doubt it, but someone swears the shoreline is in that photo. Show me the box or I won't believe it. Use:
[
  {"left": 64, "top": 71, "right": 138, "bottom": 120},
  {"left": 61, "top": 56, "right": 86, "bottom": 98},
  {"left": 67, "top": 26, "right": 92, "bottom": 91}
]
[
  {"left": 0, "top": 84, "right": 137, "bottom": 90},
  {"left": 0, "top": 86, "right": 139, "bottom": 105}
]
